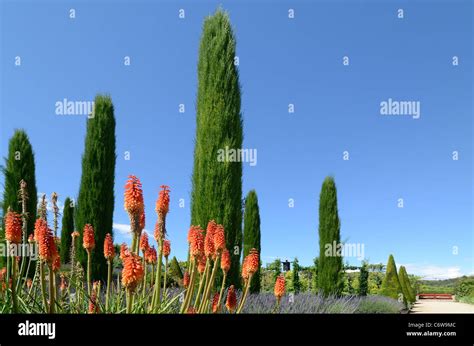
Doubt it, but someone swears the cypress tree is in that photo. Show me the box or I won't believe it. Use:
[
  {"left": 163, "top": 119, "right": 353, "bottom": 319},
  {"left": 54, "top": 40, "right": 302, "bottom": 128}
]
[
  {"left": 60, "top": 197, "right": 74, "bottom": 264},
  {"left": 292, "top": 258, "right": 301, "bottom": 293},
  {"left": 380, "top": 254, "right": 404, "bottom": 303},
  {"left": 312, "top": 257, "right": 319, "bottom": 293},
  {"left": 243, "top": 190, "right": 261, "bottom": 292},
  {"left": 191, "top": 9, "right": 243, "bottom": 288},
  {"left": 1, "top": 130, "right": 38, "bottom": 268},
  {"left": 317, "top": 176, "right": 343, "bottom": 296},
  {"left": 358, "top": 260, "right": 369, "bottom": 296},
  {"left": 75, "top": 95, "right": 116, "bottom": 281},
  {"left": 399, "top": 265, "right": 415, "bottom": 303}
]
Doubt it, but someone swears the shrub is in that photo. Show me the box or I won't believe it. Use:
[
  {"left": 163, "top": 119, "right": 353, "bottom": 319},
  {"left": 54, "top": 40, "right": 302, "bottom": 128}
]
[{"left": 243, "top": 190, "right": 261, "bottom": 292}]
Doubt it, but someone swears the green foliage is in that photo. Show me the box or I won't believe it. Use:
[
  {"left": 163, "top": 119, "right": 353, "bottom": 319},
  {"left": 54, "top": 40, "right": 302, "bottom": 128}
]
[
  {"left": 380, "top": 255, "right": 403, "bottom": 304},
  {"left": 312, "top": 257, "right": 319, "bottom": 292},
  {"left": 190, "top": 8, "right": 243, "bottom": 289},
  {"left": 398, "top": 266, "right": 415, "bottom": 303},
  {"left": 317, "top": 176, "right": 343, "bottom": 296},
  {"left": 60, "top": 197, "right": 75, "bottom": 264},
  {"left": 359, "top": 261, "right": 369, "bottom": 296},
  {"left": 75, "top": 94, "right": 116, "bottom": 281},
  {"left": 1, "top": 130, "right": 38, "bottom": 268},
  {"left": 243, "top": 190, "right": 261, "bottom": 292},
  {"left": 291, "top": 258, "right": 301, "bottom": 293},
  {"left": 169, "top": 256, "right": 183, "bottom": 282},
  {"left": 455, "top": 276, "right": 474, "bottom": 299}
]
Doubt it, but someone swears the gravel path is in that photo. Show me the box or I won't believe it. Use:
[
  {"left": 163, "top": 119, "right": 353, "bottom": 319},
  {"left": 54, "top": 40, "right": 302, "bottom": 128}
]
[{"left": 411, "top": 299, "right": 474, "bottom": 313}]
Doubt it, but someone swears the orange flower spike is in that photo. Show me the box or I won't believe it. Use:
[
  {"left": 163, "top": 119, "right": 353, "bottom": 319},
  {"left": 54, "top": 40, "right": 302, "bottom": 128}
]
[
  {"left": 274, "top": 275, "right": 286, "bottom": 303},
  {"left": 226, "top": 285, "right": 237, "bottom": 313},
  {"left": 213, "top": 224, "right": 226, "bottom": 253},
  {"left": 146, "top": 245, "right": 157, "bottom": 265},
  {"left": 52, "top": 255, "right": 61, "bottom": 272},
  {"left": 241, "top": 257, "right": 249, "bottom": 281},
  {"left": 88, "top": 290, "right": 100, "bottom": 314},
  {"left": 82, "top": 224, "right": 95, "bottom": 251},
  {"left": 120, "top": 243, "right": 130, "bottom": 260},
  {"left": 139, "top": 210, "right": 146, "bottom": 231},
  {"left": 186, "top": 307, "right": 197, "bottom": 314},
  {"left": 103, "top": 233, "right": 115, "bottom": 261},
  {"left": 5, "top": 209, "right": 22, "bottom": 244},
  {"left": 162, "top": 239, "right": 171, "bottom": 258},
  {"left": 139, "top": 232, "right": 149, "bottom": 252},
  {"left": 124, "top": 175, "right": 144, "bottom": 216},
  {"left": 220, "top": 248, "right": 231, "bottom": 273},
  {"left": 245, "top": 248, "right": 259, "bottom": 277},
  {"left": 34, "top": 218, "right": 47, "bottom": 242},
  {"left": 211, "top": 292, "right": 220, "bottom": 313},
  {"left": 183, "top": 271, "right": 190, "bottom": 288},
  {"left": 71, "top": 230, "right": 80, "bottom": 239},
  {"left": 155, "top": 185, "right": 170, "bottom": 216},
  {"left": 197, "top": 254, "right": 206, "bottom": 274},
  {"left": 38, "top": 228, "right": 56, "bottom": 263},
  {"left": 190, "top": 226, "right": 204, "bottom": 258},
  {"left": 121, "top": 253, "right": 144, "bottom": 292}
]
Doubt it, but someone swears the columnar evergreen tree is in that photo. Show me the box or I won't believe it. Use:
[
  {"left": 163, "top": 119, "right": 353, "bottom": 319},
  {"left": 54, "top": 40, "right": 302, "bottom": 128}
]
[
  {"left": 243, "top": 190, "right": 261, "bottom": 292},
  {"left": 312, "top": 257, "right": 319, "bottom": 292},
  {"left": 380, "top": 254, "right": 404, "bottom": 303},
  {"left": 75, "top": 95, "right": 116, "bottom": 281},
  {"left": 358, "top": 260, "right": 369, "bottom": 296},
  {"left": 1, "top": 130, "right": 38, "bottom": 268},
  {"left": 292, "top": 258, "right": 301, "bottom": 293},
  {"left": 317, "top": 176, "right": 343, "bottom": 296},
  {"left": 190, "top": 9, "right": 243, "bottom": 288},
  {"left": 399, "top": 266, "right": 416, "bottom": 303},
  {"left": 60, "top": 197, "right": 74, "bottom": 264}
]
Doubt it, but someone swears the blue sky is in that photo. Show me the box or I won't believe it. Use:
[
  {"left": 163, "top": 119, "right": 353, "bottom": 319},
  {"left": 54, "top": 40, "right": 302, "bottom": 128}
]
[{"left": 1, "top": 0, "right": 472, "bottom": 279}]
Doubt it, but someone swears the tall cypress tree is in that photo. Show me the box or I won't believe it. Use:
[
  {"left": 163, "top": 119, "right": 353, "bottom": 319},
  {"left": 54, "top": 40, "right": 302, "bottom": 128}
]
[
  {"left": 243, "top": 190, "right": 261, "bottom": 292},
  {"left": 75, "top": 95, "right": 116, "bottom": 281},
  {"left": 191, "top": 9, "right": 243, "bottom": 288},
  {"left": 292, "top": 258, "right": 301, "bottom": 293},
  {"left": 1, "top": 130, "right": 37, "bottom": 268},
  {"left": 399, "top": 265, "right": 415, "bottom": 303},
  {"left": 317, "top": 176, "right": 343, "bottom": 296},
  {"left": 358, "top": 260, "right": 369, "bottom": 296},
  {"left": 380, "top": 254, "right": 404, "bottom": 303},
  {"left": 60, "top": 197, "right": 74, "bottom": 264}
]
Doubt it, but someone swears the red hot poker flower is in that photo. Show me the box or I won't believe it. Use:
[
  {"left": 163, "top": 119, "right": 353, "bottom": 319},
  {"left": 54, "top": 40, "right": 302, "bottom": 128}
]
[
  {"left": 226, "top": 285, "right": 237, "bottom": 313},
  {"left": 155, "top": 185, "right": 170, "bottom": 217},
  {"left": 274, "top": 275, "right": 286, "bottom": 302},
  {"left": 121, "top": 253, "right": 144, "bottom": 292},
  {"left": 82, "top": 224, "right": 95, "bottom": 251},
  {"left": 5, "top": 209, "right": 22, "bottom": 244},
  {"left": 104, "top": 233, "right": 115, "bottom": 261},
  {"left": 213, "top": 224, "right": 226, "bottom": 254},
  {"left": 124, "top": 175, "right": 144, "bottom": 216},
  {"left": 220, "top": 248, "right": 231, "bottom": 273},
  {"left": 162, "top": 239, "right": 171, "bottom": 258}
]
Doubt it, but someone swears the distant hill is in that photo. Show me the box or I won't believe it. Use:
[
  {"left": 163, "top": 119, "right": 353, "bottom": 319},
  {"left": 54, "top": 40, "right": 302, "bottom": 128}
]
[{"left": 418, "top": 276, "right": 474, "bottom": 294}]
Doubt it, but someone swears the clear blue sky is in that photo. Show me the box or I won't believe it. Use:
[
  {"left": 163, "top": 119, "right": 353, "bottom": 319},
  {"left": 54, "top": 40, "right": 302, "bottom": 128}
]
[{"left": 1, "top": 0, "right": 472, "bottom": 280}]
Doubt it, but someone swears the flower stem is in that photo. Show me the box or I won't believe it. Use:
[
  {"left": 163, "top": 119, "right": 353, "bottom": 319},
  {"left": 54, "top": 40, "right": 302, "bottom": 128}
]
[
  {"left": 106, "top": 260, "right": 112, "bottom": 312},
  {"left": 236, "top": 274, "right": 253, "bottom": 314},
  {"left": 39, "top": 261, "right": 48, "bottom": 313},
  {"left": 199, "top": 255, "right": 220, "bottom": 313},
  {"left": 216, "top": 272, "right": 227, "bottom": 312},
  {"left": 48, "top": 265, "right": 55, "bottom": 313},
  {"left": 87, "top": 250, "right": 92, "bottom": 297},
  {"left": 162, "top": 257, "right": 168, "bottom": 298},
  {"left": 11, "top": 255, "right": 18, "bottom": 313}
]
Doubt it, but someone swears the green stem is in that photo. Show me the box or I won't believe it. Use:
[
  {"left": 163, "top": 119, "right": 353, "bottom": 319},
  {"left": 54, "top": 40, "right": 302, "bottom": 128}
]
[
  {"left": 216, "top": 272, "right": 227, "bottom": 312},
  {"left": 126, "top": 288, "right": 133, "bottom": 313},
  {"left": 48, "top": 265, "right": 55, "bottom": 313},
  {"left": 106, "top": 260, "right": 112, "bottom": 312},
  {"left": 180, "top": 260, "right": 196, "bottom": 313},
  {"left": 142, "top": 261, "right": 147, "bottom": 300},
  {"left": 87, "top": 250, "right": 92, "bottom": 296},
  {"left": 151, "top": 240, "right": 163, "bottom": 312},
  {"left": 11, "top": 256, "right": 18, "bottom": 313},
  {"left": 163, "top": 257, "right": 168, "bottom": 298},
  {"left": 236, "top": 275, "right": 253, "bottom": 314},
  {"left": 199, "top": 256, "right": 220, "bottom": 313},
  {"left": 39, "top": 262, "right": 48, "bottom": 313}
]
